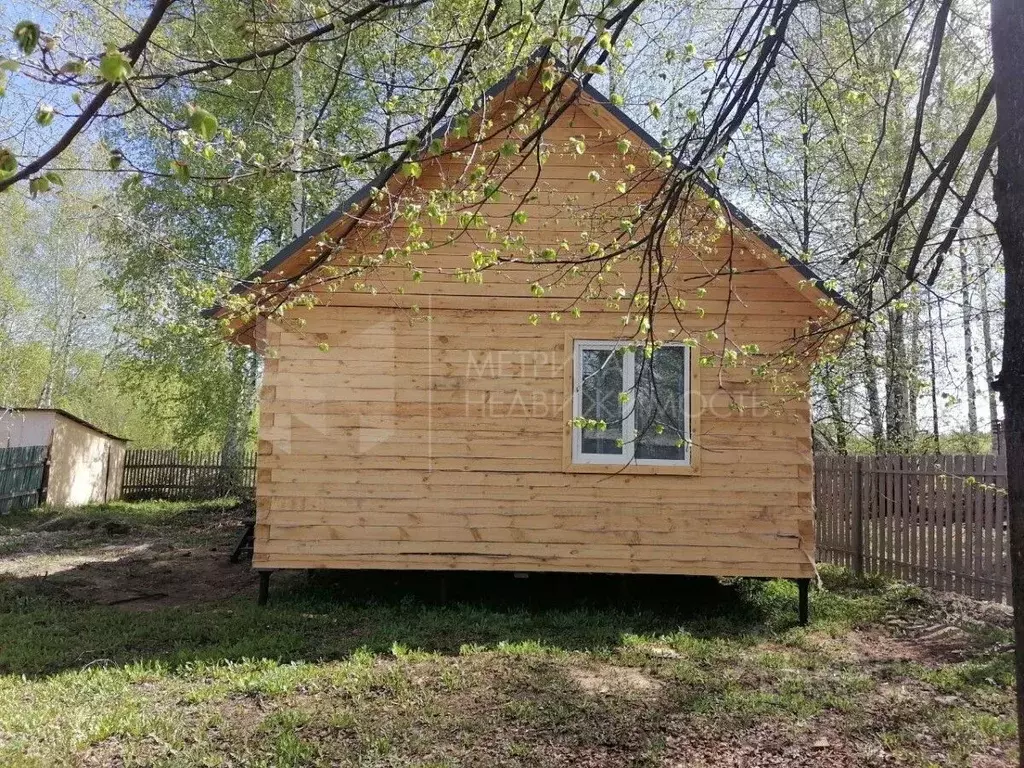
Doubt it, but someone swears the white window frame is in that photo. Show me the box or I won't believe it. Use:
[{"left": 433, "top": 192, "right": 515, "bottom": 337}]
[{"left": 571, "top": 340, "right": 691, "bottom": 467}]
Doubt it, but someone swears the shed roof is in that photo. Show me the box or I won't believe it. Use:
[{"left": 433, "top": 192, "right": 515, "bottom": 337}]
[
  {"left": 0, "top": 407, "right": 127, "bottom": 442},
  {"left": 210, "top": 49, "right": 853, "bottom": 317}
]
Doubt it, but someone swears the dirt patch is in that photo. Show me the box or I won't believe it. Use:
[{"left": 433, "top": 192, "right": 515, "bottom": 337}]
[
  {"left": 77, "top": 737, "right": 128, "bottom": 767},
  {"left": 842, "top": 629, "right": 936, "bottom": 664},
  {"left": 833, "top": 614, "right": 1006, "bottom": 668},
  {"left": 36, "top": 545, "right": 259, "bottom": 609},
  {"left": 662, "top": 722, "right": 872, "bottom": 768},
  {"left": 972, "top": 757, "right": 1016, "bottom": 768},
  {"left": 538, "top": 744, "right": 650, "bottom": 767},
  {"left": 570, "top": 665, "right": 663, "bottom": 696},
  {"left": 0, "top": 543, "right": 152, "bottom": 578},
  {"left": 0, "top": 504, "right": 258, "bottom": 610},
  {"left": 879, "top": 592, "right": 1014, "bottom": 664}
]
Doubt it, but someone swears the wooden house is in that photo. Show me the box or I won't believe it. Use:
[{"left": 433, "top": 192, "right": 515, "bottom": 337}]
[{"left": 212, "top": 54, "right": 848, "bottom": 619}]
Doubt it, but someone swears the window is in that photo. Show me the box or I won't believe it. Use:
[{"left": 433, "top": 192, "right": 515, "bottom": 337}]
[{"left": 571, "top": 340, "right": 691, "bottom": 466}]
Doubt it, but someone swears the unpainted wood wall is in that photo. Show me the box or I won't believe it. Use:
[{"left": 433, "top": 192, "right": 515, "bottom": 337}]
[{"left": 253, "top": 79, "right": 826, "bottom": 578}]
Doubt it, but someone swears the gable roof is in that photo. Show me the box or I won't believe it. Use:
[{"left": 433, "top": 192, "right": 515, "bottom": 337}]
[
  {"left": 210, "top": 49, "right": 853, "bottom": 318},
  {"left": 1, "top": 407, "right": 127, "bottom": 442}
]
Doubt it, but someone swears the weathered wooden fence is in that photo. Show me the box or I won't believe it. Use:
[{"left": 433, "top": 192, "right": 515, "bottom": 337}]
[
  {"left": 122, "top": 449, "right": 257, "bottom": 501},
  {"left": 815, "top": 454, "right": 1009, "bottom": 602},
  {"left": 0, "top": 445, "right": 48, "bottom": 514}
]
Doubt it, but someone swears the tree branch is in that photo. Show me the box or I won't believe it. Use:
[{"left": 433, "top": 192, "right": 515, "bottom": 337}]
[{"left": 0, "top": 0, "right": 175, "bottom": 193}]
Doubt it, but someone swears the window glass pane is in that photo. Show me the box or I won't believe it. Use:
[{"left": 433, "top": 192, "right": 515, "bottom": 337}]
[
  {"left": 634, "top": 347, "right": 688, "bottom": 461},
  {"left": 579, "top": 347, "right": 623, "bottom": 456}
]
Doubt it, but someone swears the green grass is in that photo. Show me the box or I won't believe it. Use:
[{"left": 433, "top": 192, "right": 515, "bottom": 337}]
[{"left": 0, "top": 499, "right": 1017, "bottom": 767}]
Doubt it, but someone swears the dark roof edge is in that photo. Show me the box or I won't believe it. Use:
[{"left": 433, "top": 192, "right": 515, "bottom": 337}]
[
  {"left": 1, "top": 407, "right": 128, "bottom": 442},
  {"left": 209, "top": 47, "right": 853, "bottom": 317}
]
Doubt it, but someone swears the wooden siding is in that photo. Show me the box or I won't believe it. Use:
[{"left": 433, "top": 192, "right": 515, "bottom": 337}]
[
  {"left": 252, "top": 82, "right": 824, "bottom": 578},
  {"left": 256, "top": 304, "right": 817, "bottom": 577}
]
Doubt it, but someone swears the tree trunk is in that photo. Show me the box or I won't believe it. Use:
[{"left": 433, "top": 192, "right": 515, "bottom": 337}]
[
  {"left": 927, "top": 295, "right": 942, "bottom": 453},
  {"left": 827, "top": 389, "right": 848, "bottom": 455},
  {"left": 908, "top": 297, "right": 923, "bottom": 445},
  {"left": 799, "top": 92, "right": 812, "bottom": 259},
  {"left": 885, "top": 308, "right": 910, "bottom": 451},
  {"left": 38, "top": 279, "right": 80, "bottom": 408},
  {"left": 863, "top": 325, "right": 885, "bottom": 452},
  {"left": 979, "top": 264, "right": 1000, "bottom": 431},
  {"left": 822, "top": 365, "right": 848, "bottom": 454},
  {"left": 988, "top": 0, "right": 1024, "bottom": 759},
  {"left": 222, "top": 345, "right": 261, "bottom": 494},
  {"left": 959, "top": 242, "right": 979, "bottom": 434},
  {"left": 291, "top": 47, "right": 306, "bottom": 239}
]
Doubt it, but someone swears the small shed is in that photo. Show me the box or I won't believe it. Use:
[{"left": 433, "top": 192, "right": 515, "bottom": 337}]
[
  {"left": 0, "top": 408, "right": 126, "bottom": 506},
  {"left": 211, "top": 53, "right": 851, "bottom": 614}
]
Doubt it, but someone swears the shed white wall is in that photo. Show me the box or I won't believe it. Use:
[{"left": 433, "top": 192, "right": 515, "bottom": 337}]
[
  {"left": 0, "top": 410, "right": 56, "bottom": 449},
  {"left": 47, "top": 415, "right": 125, "bottom": 506}
]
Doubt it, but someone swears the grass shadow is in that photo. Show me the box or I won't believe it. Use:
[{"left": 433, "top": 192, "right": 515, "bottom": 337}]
[
  {"left": 0, "top": 498, "right": 921, "bottom": 680},
  {"left": 0, "top": 562, "right": 810, "bottom": 678}
]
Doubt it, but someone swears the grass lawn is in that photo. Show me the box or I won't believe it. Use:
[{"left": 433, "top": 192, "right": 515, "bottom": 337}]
[{"left": 0, "top": 499, "right": 1017, "bottom": 767}]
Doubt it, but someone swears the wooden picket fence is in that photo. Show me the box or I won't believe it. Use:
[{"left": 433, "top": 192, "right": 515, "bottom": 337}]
[
  {"left": 0, "top": 445, "right": 49, "bottom": 514},
  {"left": 122, "top": 449, "right": 257, "bottom": 501},
  {"left": 815, "top": 454, "right": 1009, "bottom": 602}
]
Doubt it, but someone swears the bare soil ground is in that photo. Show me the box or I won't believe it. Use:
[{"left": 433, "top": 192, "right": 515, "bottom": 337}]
[{"left": 0, "top": 499, "right": 257, "bottom": 608}]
